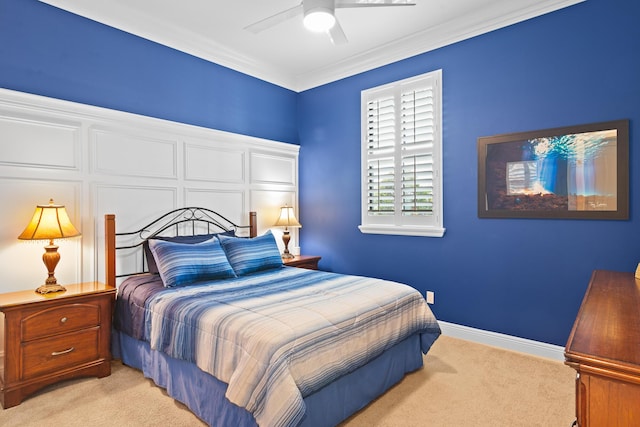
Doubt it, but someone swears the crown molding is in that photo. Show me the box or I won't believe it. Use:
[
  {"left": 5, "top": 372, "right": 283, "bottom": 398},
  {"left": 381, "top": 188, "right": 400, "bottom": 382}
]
[
  {"left": 293, "top": 0, "right": 586, "bottom": 91},
  {"left": 40, "top": 0, "right": 585, "bottom": 93},
  {"left": 39, "top": 0, "right": 298, "bottom": 90}
]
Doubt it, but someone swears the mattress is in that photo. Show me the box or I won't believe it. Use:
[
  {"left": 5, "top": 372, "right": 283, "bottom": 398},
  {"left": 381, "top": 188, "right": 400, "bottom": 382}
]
[{"left": 114, "top": 266, "right": 440, "bottom": 426}]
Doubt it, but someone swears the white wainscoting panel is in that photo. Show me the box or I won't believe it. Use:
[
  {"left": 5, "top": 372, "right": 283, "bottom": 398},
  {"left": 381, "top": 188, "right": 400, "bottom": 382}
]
[
  {"left": 94, "top": 184, "right": 178, "bottom": 284},
  {"left": 251, "top": 152, "right": 297, "bottom": 186},
  {"left": 0, "top": 88, "right": 299, "bottom": 291},
  {"left": 184, "top": 143, "right": 245, "bottom": 183},
  {"left": 0, "top": 113, "right": 80, "bottom": 170},
  {"left": 94, "top": 184, "right": 178, "bottom": 230},
  {"left": 184, "top": 188, "right": 246, "bottom": 229},
  {"left": 91, "top": 127, "right": 178, "bottom": 179}
]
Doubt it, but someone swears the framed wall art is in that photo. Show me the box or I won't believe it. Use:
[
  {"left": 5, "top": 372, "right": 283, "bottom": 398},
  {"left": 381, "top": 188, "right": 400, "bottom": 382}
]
[{"left": 478, "top": 119, "right": 629, "bottom": 219}]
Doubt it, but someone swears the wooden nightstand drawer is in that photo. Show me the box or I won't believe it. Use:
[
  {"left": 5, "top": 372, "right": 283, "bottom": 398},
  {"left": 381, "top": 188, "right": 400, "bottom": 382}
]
[
  {"left": 21, "top": 303, "right": 100, "bottom": 342},
  {"left": 22, "top": 327, "right": 100, "bottom": 380},
  {"left": 283, "top": 255, "right": 321, "bottom": 270},
  {"left": 0, "top": 282, "right": 115, "bottom": 409}
]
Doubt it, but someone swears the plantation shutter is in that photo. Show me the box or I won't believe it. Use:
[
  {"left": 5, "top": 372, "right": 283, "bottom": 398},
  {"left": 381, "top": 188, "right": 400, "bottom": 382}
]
[
  {"left": 400, "top": 85, "right": 435, "bottom": 216},
  {"left": 366, "top": 96, "right": 395, "bottom": 215},
  {"left": 360, "top": 70, "right": 444, "bottom": 237}
]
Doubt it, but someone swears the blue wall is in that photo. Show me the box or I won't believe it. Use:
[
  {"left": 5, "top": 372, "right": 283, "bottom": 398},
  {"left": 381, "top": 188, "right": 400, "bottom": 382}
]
[
  {"left": 2, "top": 0, "right": 639, "bottom": 346},
  {"left": 0, "top": 0, "right": 299, "bottom": 144},
  {"left": 298, "top": 0, "right": 640, "bottom": 346}
]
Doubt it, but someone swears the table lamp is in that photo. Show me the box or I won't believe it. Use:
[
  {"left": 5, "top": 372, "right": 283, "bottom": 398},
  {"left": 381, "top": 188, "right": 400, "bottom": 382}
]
[
  {"left": 18, "top": 199, "right": 81, "bottom": 294},
  {"left": 273, "top": 205, "right": 301, "bottom": 259}
]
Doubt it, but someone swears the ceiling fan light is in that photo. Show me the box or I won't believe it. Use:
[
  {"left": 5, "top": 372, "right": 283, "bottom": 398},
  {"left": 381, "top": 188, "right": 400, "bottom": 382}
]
[{"left": 303, "top": 8, "right": 336, "bottom": 32}]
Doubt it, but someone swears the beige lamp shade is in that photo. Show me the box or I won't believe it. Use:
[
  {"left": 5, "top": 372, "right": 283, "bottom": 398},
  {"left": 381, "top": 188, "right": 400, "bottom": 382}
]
[
  {"left": 18, "top": 199, "right": 81, "bottom": 294},
  {"left": 18, "top": 199, "right": 81, "bottom": 241},
  {"left": 273, "top": 205, "right": 302, "bottom": 229}
]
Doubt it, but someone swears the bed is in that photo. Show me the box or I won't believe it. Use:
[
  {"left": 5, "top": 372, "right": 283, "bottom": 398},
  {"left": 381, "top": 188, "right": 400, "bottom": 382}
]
[{"left": 106, "top": 207, "right": 441, "bottom": 427}]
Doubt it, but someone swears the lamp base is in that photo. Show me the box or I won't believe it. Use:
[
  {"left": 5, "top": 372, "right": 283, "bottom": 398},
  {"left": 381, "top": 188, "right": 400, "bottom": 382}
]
[
  {"left": 35, "top": 283, "right": 67, "bottom": 294},
  {"left": 280, "top": 230, "right": 295, "bottom": 259}
]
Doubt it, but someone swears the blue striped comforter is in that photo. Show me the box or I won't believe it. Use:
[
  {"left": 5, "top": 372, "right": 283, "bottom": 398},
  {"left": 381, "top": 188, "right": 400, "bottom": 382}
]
[{"left": 143, "top": 267, "right": 440, "bottom": 427}]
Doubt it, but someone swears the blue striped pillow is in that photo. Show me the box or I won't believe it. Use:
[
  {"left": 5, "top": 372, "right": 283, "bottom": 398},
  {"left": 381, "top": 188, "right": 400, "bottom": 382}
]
[
  {"left": 218, "top": 230, "right": 283, "bottom": 276},
  {"left": 148, "top": 238, "right": 236, "bottom": 287},
  {"left": 144, "top": 230, "right": 235, "bottom": 274}
]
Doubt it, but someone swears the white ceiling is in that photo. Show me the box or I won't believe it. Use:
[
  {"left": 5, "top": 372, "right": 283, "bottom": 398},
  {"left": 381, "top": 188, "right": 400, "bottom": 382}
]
[{"left": 39, "top": 0, "right": 584, "bottom": 92}]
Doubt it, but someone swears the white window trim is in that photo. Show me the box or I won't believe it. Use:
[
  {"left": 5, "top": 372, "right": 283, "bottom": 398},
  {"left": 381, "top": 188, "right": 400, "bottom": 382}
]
[
  {"left": 358, "top": 224, "right": 445, "bottom": 237},
  {"left": 359, "top": 69, "right": 445, "bottom": 237}
]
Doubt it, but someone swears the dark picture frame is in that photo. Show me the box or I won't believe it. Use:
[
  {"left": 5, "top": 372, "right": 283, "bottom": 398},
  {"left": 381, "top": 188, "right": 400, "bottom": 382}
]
[{"left": 478, "top": 119, "right": 629, "bottom": 219}]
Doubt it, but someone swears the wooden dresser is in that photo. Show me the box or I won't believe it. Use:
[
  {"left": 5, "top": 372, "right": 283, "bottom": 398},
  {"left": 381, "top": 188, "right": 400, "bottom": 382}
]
[
  {"left": 565, "top": 270, "right": 640, "bottom": 426},
  {"left": 0, "top": 282, "right": 116, "bottom": 408}
]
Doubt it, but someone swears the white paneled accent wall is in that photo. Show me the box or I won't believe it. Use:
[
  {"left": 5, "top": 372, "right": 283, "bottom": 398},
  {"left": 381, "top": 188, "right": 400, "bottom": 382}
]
[{"left": 0, "top": 89, "right": 300, "bottom": 293}]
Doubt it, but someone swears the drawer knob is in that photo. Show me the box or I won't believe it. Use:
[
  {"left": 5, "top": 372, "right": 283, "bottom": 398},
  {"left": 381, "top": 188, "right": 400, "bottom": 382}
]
[
  {"left": 51, "top": 347, "right": 75, "bottom": 356},
  {"left": 60, "top": 317, "right": 68, "bottom": 324}
]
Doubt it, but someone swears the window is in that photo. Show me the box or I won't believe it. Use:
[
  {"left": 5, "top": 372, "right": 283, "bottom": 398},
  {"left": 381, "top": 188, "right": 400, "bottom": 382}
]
[{"left": 359, "top": 70, "right": 444, "bottom": 237}]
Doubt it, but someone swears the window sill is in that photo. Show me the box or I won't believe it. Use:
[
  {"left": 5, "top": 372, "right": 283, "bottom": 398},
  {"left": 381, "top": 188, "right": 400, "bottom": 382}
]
[{"left": 358, "top": 224, "right": 446, "bottom": 238}]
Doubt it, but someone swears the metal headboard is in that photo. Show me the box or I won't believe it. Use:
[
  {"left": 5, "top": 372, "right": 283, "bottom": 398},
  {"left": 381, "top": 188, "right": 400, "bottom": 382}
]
[{"left": 104, "top": 208, "right": 257, "bottom": 286}]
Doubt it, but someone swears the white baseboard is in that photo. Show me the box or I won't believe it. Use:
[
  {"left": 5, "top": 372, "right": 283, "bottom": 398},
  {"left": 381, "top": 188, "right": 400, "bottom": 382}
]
[{"left": 438, "top": 321, "right": 565, "bottom": 362}]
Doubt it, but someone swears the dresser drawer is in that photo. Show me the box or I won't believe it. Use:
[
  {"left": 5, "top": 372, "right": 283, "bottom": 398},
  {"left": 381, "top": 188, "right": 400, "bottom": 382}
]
[
  {"left": 21, "top": 327, "right": 100, "bottom": 380},
  {"left": 21, "top": 303, "right": 100, "bottom": 342}
]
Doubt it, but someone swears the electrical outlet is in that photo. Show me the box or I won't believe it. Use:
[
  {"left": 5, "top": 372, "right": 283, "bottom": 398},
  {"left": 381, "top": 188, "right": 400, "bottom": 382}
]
[{"left": 426, "top": 291, "right": 435, "bottom": 305}]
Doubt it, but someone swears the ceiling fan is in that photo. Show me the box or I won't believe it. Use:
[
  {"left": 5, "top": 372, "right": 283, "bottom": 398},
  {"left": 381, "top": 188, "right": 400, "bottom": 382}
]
[{"left": 244, "top": 0, "right": 417, "bottom": 45}]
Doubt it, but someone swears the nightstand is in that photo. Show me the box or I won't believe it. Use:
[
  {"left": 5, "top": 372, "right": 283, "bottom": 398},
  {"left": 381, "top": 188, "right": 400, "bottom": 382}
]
[
  {"left": 0, "top": 282, "right": 116, "bottom": 409},
  {"left": 283, "top": 255, "right": 321, "bottom": 270}
]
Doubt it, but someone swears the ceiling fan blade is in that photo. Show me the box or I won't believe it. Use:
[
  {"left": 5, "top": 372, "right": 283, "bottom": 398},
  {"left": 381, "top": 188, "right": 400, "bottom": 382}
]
[
  {"left": 336, "top": 0, "right": 416, "bottom": 8},
  {"left": 244, "top": 4, "right": 303, "bottom": 34},
  {"left": 328, "top": 19, "right": 348, "bottom": 45}
]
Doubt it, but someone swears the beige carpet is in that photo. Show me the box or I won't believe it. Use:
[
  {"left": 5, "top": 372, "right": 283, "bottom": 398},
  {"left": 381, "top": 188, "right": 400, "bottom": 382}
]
[
  {"left": 342, "top": 336, "right": 575, "bottom": 426},
  {"left": 0, "top": 336, "right": 575, "bottom": 426}
]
